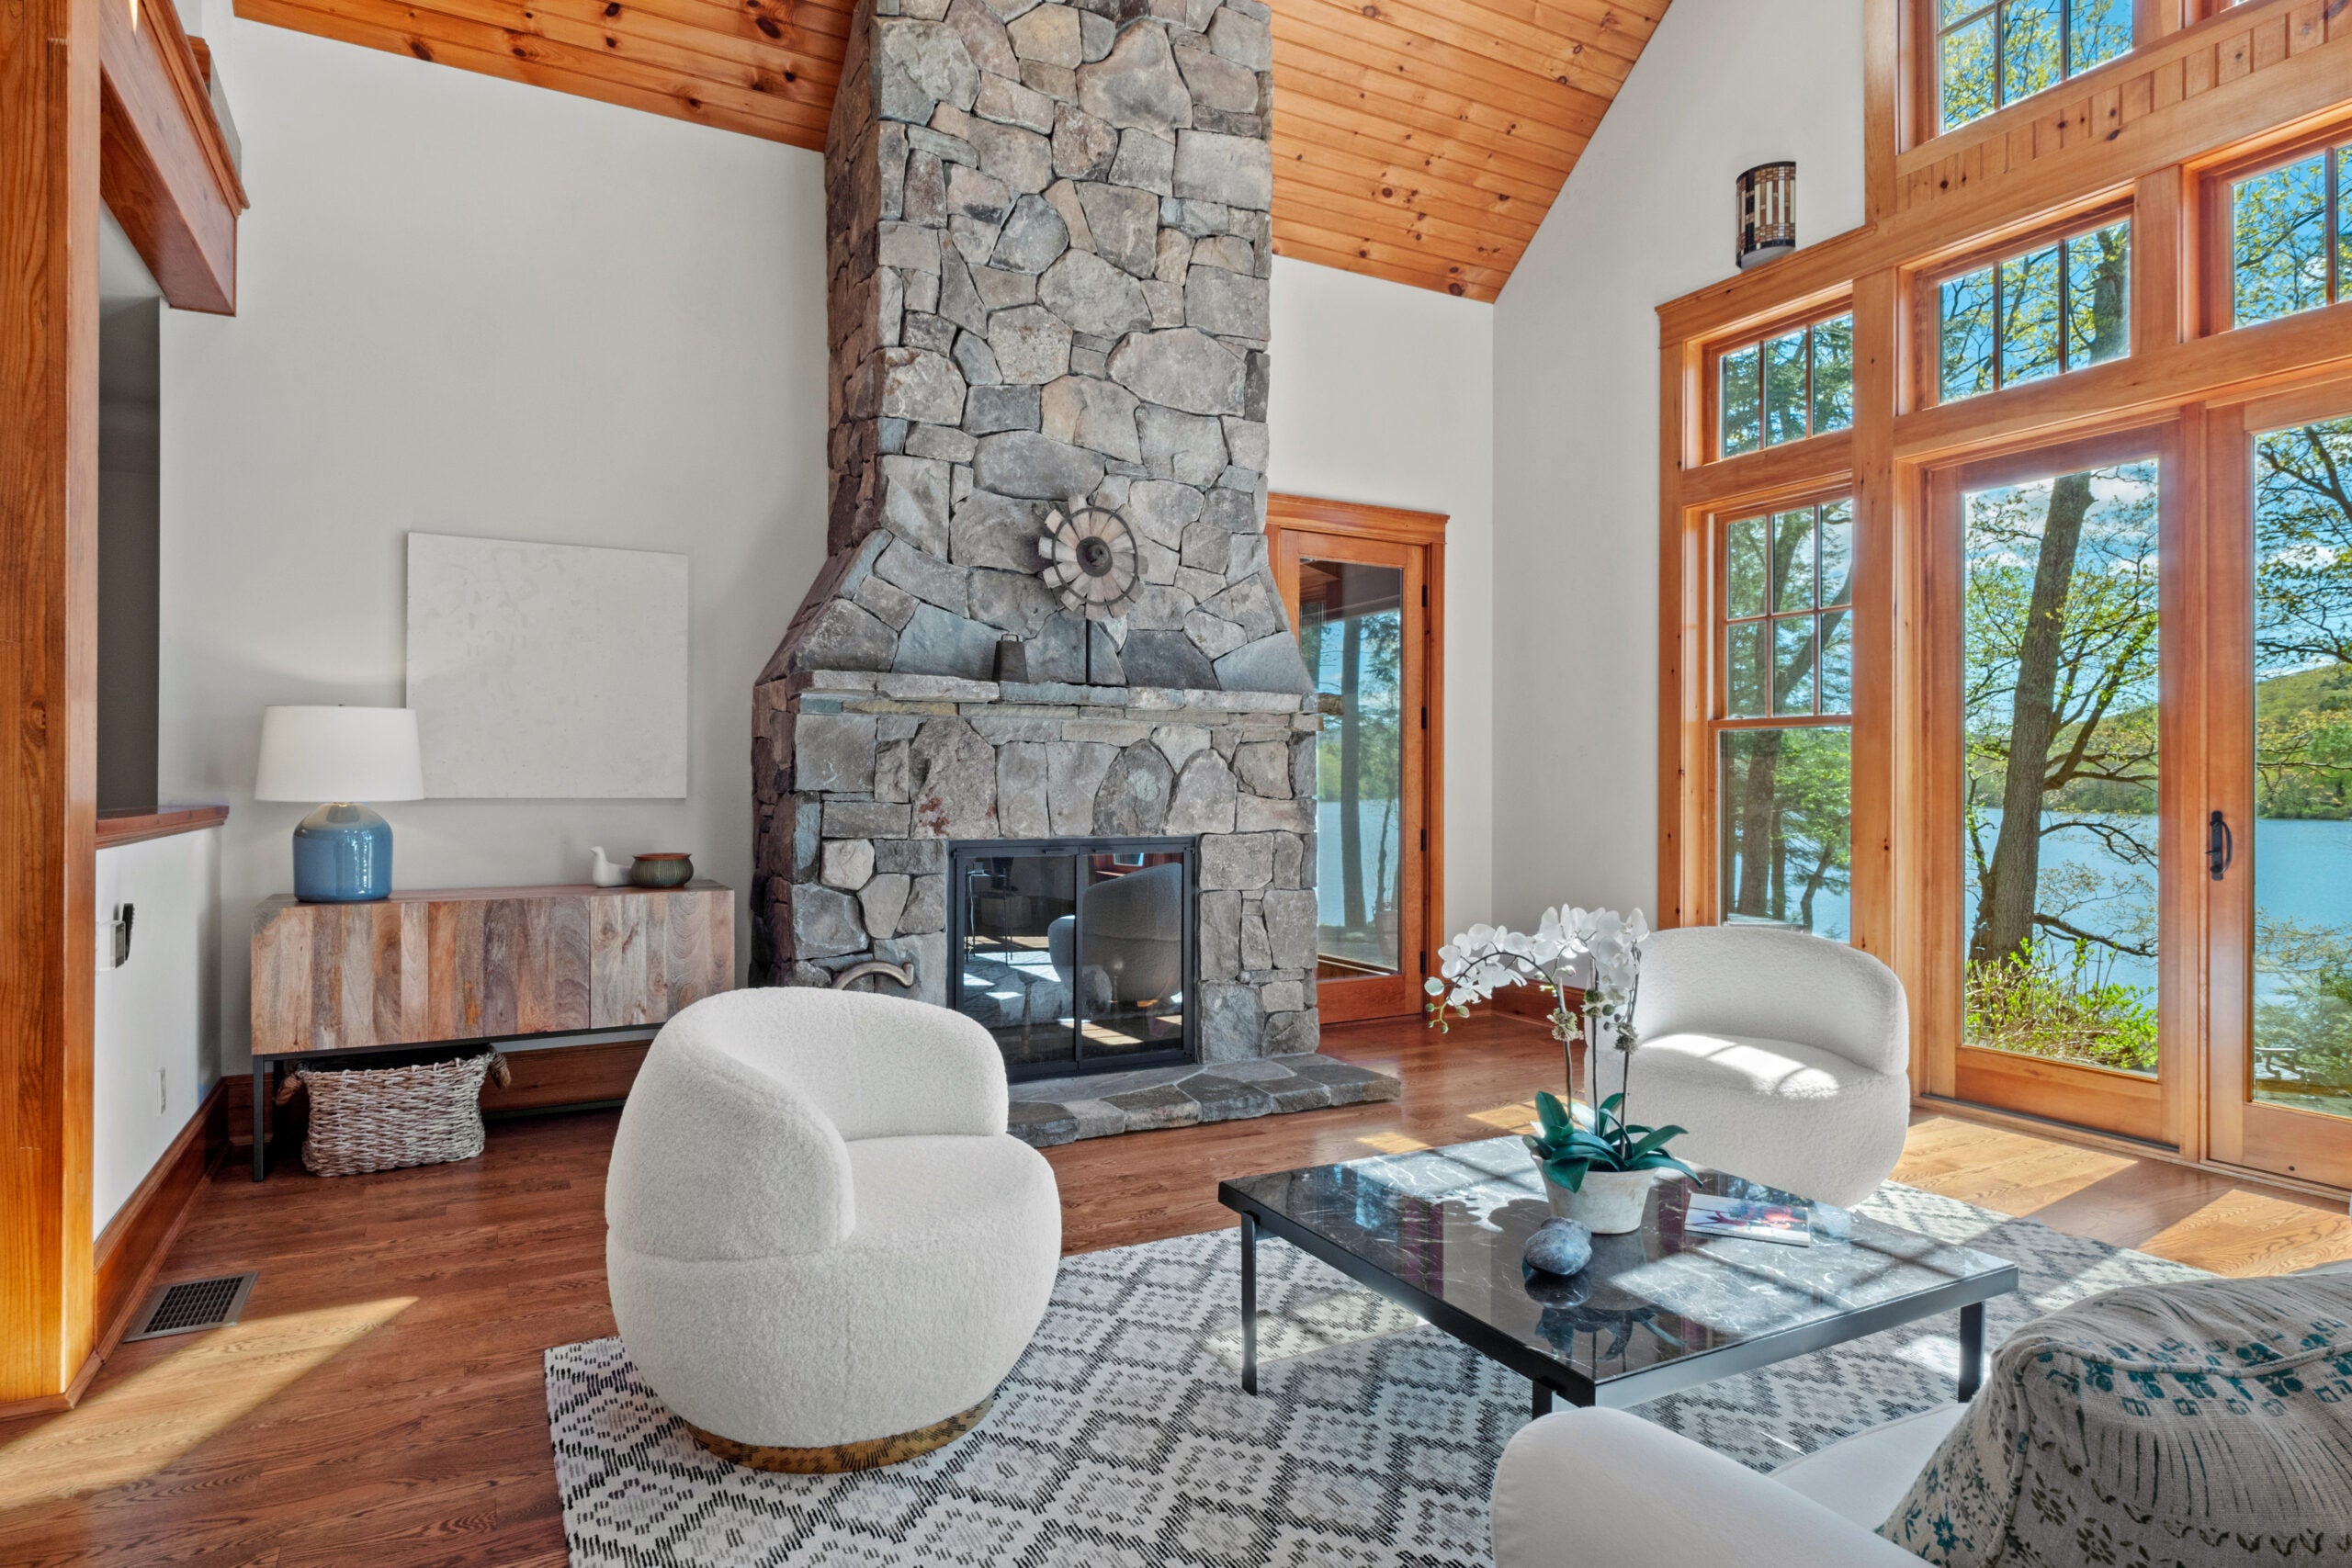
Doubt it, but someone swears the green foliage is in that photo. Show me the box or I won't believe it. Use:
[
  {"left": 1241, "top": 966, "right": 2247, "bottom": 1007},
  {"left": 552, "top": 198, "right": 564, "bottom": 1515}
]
[
  {"left": 1963, "top": 937, "right": 2158, "bottom": 1073},
  {"left": 1939, "top": 0, "right": 2131, "bottom": 132},
  {"left": 1523, "top": 1091, "right": 1695, "bottom": 1193},
  {"left": 2254, "top": 915, "right": 2352, "bottom": 1113}
]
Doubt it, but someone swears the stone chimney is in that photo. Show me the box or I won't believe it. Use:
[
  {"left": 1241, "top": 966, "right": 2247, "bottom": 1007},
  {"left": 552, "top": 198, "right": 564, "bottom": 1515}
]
[{"left": 751, "top": 0, "right": 1320, "bottom": 1074}]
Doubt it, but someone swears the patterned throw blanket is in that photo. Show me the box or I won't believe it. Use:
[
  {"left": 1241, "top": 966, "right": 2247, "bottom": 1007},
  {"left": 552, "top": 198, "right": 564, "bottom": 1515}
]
[{"left": 1883, "top": 1268, "right": 2352, "bottom": 1566}]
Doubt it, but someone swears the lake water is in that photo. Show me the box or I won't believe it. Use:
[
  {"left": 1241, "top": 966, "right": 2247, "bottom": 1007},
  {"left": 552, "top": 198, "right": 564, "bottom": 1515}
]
[{"left": 1789, "top": 812, "right": 2352, "bottom": 1001}]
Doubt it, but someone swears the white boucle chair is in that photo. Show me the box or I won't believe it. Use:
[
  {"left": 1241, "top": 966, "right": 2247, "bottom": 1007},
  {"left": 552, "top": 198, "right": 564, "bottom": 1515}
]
[
  {"left": 1620, "top": 925, "right": 1910, "bottom": 1208},
  {"left": 605, "top": 987, "right": 1061, "bottom": 1472}
]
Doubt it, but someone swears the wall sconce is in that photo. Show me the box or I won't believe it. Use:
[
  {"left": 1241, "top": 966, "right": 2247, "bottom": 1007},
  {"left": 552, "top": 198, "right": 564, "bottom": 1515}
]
[{"left": 1736, "top": 162, "right": 1796, "bottom": 270}]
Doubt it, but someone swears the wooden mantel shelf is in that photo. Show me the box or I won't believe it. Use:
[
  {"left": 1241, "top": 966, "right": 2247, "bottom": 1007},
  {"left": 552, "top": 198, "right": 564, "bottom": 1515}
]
[{"left": 96, "top": 804, "right": 229, "bottom": 849}]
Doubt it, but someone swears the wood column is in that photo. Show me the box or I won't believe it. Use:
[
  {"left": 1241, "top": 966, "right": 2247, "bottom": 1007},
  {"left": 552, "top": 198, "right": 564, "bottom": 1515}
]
[{"left": 0, "top": 0, "right": 102, "bottom": 1407}]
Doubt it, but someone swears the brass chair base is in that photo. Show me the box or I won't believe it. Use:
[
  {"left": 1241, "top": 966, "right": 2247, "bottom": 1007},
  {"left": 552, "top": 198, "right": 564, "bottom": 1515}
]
[{"left": 684, "top": 1395, "right": 994, "bottom": 1473}]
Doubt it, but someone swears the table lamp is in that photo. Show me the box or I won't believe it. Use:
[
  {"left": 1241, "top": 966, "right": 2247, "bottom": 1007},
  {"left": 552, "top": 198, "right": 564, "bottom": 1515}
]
[{"left": 255, "top": 705, "right": 425, "bottom": 902}]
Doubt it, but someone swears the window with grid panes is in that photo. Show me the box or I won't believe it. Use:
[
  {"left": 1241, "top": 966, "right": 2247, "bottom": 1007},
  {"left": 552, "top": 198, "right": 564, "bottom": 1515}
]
[
  {"left": 1939, "top": 220, "right": 2131, "bottom": 401},
  {"left": 1719, "top": 313, "right": 1854, "bottom": 458},
  {"left": 1936, "top": 0, "right": 2132, "bottom": 134},
  {"left": 2231, "top": 142, "right": 2352, "bottom": 328}
]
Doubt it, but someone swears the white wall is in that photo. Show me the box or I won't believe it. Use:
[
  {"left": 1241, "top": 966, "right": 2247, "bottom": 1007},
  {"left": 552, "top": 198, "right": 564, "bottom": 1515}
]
[
  {"left": 160, "top": 22, "right": 826, "bottom": 1069},
  {"left": 1489, "top": 0, "right": 1865, "bottom": 924},
  {"left": 94, "top": 829, "right": 221, "bottom": 1232},
  {"left": 1268, "top": 257, "right": 1495, "bottom": 936}
]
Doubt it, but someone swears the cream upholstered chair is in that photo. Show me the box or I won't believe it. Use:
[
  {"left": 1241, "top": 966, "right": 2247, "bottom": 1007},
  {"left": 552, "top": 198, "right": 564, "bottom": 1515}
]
[
  {"left": 1620, "top": 925, "right": 1910, "bottom": 1208},
  {"left": 605, "top": 987, "right": 1060, "bottom": 1471}
]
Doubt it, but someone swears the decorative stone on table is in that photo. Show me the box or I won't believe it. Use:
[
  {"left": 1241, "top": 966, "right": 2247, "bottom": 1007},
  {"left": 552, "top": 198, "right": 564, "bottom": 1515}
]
[{"left": 1522, "top": 1216, "right": 1593, "bottom": 1277}]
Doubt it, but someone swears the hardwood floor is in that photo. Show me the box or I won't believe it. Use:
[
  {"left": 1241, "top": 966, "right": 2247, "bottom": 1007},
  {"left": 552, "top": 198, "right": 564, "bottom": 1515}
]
[{"left": 1, "top": 1011, "right": 2346, "bottom": 1567}]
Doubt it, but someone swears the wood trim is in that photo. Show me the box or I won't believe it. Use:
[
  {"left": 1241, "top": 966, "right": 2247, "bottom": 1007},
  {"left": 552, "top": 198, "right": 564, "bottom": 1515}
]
[
  {"left": 95, "top": 804, "right": 228, "bottom": 849},
  {"left": 0, "top": 0, "right": 103, "bottom": 1406},
  {"left": 1868, "top": 0, "right": 1904, "bottom": 215},
  {"left": 90, "top": 1082, "right": 229, "bottom": 1369},
  {"left": 1658, "top": 0, "right": 2352, "bottom": 349},
  {"left": 99, "top": 0, "right": 245, "bottom": 314},
  {"left": 1263, "top": 494, "right": 1447, "bottom": 1021}
]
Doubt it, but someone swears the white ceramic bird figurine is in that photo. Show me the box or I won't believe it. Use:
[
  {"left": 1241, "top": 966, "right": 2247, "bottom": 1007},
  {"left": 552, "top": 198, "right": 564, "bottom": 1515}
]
[{"left": 588, "top": 846, "right": 628, "bottom": 887}]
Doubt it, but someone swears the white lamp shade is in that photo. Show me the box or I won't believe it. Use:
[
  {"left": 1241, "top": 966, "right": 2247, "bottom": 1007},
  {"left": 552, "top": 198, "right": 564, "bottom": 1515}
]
[{"left": 255, "top": 706, "right": 425, "bottom": 803}]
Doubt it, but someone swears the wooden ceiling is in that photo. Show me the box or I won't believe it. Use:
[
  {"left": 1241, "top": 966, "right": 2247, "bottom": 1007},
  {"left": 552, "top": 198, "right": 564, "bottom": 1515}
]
[{"left": 232, "top": 0, "right": 1667, "bottom": 301}]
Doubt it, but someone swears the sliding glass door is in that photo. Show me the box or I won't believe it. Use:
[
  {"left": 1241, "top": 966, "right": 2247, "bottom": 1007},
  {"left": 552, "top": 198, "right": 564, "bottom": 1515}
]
[
  {"left": 2210, "top": 398, "right": 2352, "bottom": 1187},
  {"left": 1928, "top": 431, "right": 2181, "bottom": 1144}
]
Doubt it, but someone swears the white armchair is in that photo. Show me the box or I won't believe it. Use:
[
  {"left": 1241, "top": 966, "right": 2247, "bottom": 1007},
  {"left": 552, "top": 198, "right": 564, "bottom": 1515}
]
[
  {"left": 1623, "top": 924, "right": 1911, "bottom": 1207},
  {"left": 605, "top": 987, "right": 1060, "bottom": 1471}
]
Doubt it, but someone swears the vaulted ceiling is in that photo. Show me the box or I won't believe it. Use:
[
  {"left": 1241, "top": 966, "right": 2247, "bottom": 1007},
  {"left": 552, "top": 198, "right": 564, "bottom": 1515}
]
[{"left": 233, "top": 0, "right": 1666, "bottom": 301}]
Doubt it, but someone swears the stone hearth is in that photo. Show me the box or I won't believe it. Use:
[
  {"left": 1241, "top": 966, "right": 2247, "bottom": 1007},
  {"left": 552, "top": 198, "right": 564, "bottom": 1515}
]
[
  {"left": 1006, "top": 1054, "right": 1399, "bottom": 1147},
  {"left": 751, "top": 0, "right": 1390, "bottom": 1117}
]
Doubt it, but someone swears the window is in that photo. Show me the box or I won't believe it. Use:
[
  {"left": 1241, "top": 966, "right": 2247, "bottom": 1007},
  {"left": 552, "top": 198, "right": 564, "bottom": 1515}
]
[
  {"left": 1938, "top": 220, "right": 2131, "bottom": 402},
  {"left": 1936, "top": 0, "right": 2132, "bottom": 133},
  {"left": 2230, "top": 142, "right": 2350, "bottom": 328},
  {"left": 1717, "top": 501, "right": 1854, "bottom": 940},
  {"left": 1719, "top": 313, "right": 1854, "bottom": 458}
]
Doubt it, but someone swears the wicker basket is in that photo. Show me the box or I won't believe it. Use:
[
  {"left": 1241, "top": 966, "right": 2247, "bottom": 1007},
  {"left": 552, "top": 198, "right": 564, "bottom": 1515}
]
[{"left": 276, "top": 1049, "right": 511, "bottom": 1178}]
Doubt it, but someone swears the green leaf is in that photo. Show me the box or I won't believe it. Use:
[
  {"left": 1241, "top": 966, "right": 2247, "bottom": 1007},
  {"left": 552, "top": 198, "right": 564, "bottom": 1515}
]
[
  {"left": 1629, "top": 1153, "right": 1698, "bottom": 1178},
  {"left": 1535, "top": 1090, "right": 1572, "bottom": 1139},
  {"left": 1542, "top": 1157, "right": 1591, "bottom": 1193},
  {"left": 1623, "top": 1124, "right": 1687, "bottom": 1162}
]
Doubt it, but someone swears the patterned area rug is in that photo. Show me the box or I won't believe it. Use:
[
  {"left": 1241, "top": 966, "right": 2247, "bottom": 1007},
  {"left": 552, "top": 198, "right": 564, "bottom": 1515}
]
[{"left": 545, "top": 1183, "right": 2207, "bottom": 1566}]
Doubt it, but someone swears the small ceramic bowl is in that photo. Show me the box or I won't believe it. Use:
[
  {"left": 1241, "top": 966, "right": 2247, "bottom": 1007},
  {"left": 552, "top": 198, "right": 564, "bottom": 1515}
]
[{"left": 629, "top": 852, "right": 694, "bottom": 888}]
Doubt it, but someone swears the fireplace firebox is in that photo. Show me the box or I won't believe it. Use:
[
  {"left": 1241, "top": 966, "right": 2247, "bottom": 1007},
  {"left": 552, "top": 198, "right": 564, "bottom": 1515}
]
[{"left": 948, "top": 838, "right": 1196, "bottom": 1082}]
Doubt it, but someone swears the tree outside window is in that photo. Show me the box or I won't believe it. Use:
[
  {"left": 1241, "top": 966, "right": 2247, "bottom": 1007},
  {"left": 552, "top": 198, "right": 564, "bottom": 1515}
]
[
  {"left": 1937, "top": 0, "right": 2132, "bottom": 134},
  {"left": 2232, "top": 144, "right": 2349, "bottom": 328},
  {"left": 1939, "top": 221, "right": 2131, "bottom": 402}
]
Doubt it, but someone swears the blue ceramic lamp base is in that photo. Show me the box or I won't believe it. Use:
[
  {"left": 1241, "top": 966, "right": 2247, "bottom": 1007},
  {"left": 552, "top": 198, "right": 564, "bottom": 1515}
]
[{"left": 292, "top": 801, "right": 394, "bottom": 902}]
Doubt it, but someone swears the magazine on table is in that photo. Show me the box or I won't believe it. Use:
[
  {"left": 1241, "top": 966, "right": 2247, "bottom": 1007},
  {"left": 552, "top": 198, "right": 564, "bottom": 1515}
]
[{"left": 1685, "top": 1193, "right": 1813, "bottom": 1246}]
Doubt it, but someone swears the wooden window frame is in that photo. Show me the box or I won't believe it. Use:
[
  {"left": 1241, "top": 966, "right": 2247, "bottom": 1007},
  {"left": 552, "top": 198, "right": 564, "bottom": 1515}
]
[
  {"left": 1702, "top": 299, "right": 1860, "bottom": 463},
  {"left": 1911, "top": 0, "right": 2178, "bottom": 150},
  {"left": 1911, "top": 198, "right": 2139, "bottom": 408},
  {"left": 2196, "top": 118, "right": 2352, "bottom": 335},
  {"left": 1665, "top": 0, "right": 2352, "bottom": 1192}
]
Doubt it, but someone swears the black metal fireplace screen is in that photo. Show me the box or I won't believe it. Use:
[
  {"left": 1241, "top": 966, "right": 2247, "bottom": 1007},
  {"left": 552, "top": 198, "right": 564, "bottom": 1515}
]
[{"left": 947, "top": 837, "right": 1196, "bottom": 1081}]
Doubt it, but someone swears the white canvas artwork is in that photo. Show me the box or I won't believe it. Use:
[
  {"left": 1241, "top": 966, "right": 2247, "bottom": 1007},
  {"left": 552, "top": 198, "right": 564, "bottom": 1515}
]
[{"left": 405, "top": 533, "right": 690, "bottom": 798}]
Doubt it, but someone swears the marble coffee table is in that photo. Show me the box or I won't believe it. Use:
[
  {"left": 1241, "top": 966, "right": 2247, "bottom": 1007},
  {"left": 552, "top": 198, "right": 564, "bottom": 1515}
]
[{"left": 1217, "top": 1136, "right": 2019, "bottom": 1416}]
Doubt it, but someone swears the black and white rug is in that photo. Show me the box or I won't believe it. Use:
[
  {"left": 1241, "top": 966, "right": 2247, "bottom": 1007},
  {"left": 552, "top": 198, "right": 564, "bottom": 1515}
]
[{"left": 544, "top": 1183, "right": 2206, "bottom": 1566}]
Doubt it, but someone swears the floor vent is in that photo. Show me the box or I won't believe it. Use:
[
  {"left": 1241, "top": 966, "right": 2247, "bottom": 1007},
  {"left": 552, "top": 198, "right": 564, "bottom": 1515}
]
[{"left": 125, "top": 1272, "right": 257, "bottom": 1342}]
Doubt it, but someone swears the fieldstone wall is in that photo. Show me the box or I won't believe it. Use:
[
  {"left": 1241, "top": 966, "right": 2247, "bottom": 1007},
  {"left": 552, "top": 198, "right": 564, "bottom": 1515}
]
[
  {"left": 752, "top": 0, "right": 1317, "bottom": 1066},
  {"left": 752, "top": 671, "right": 1321, "bottom": 1065}
]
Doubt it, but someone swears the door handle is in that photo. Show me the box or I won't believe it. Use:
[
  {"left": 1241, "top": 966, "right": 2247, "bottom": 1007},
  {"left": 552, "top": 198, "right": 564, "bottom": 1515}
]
[{"left": 2209, "top": 809, "right": 2234, "bottom": 881}]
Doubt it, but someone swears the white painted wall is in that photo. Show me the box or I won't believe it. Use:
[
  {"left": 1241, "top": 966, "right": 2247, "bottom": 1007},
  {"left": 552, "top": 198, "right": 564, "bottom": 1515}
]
[
  {"left": 94, "top": 829, "right": 221, "bottom": 1233},
  {"left": 159, "top": 22, "right": 826, "bottom": 1069},
  {"left": 1490, "top": 0, "right": 1866, "bottom": 925},
  {"left": 1269, "top": 257, "right": 1496, "bottom": 936}
]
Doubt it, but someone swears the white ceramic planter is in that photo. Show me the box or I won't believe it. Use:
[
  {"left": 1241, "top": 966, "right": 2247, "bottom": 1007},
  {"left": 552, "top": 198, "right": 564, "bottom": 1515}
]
[{"left": 1541, "top": 1166, "right": 1657, "bottom": 1235}]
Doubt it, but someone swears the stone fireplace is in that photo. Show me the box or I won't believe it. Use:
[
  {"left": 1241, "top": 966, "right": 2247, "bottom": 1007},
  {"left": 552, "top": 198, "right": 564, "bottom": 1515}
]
[{"left": 751, "top": 0, "right": 1397, "bottom": 1140}]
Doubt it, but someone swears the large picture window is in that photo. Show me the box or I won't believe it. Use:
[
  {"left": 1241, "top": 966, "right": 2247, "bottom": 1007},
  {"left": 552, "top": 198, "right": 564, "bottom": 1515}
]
[
  {"left": 1718, "top": 313, "right": 1854, "bottom": 458},
  {"left": 1935, "top": 0, "right": 2132, "bottom": 133},
  {"left": 1716, "top": 500, "right": 1854, "bottom": 940},
  {"left": 1938, "top": 220, "right": 2131, "bottom": 402},
  {"left": 2230, "top": 142, "right": 2350, "bottom": 328}
]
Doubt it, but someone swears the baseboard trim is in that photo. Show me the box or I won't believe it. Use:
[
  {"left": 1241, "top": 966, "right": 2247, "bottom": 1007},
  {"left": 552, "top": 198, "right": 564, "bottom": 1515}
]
[
  {"left": 91, "top": 1083, "right": 230, "bottom": 1370},
  {"left": 0, "top": 1351, "right": 102, "bottom": 1420}
]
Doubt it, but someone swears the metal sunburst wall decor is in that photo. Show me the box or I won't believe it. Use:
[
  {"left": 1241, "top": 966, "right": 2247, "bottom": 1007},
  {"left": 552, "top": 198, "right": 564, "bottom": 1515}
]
[{"left": 1040, "top": 504, "right": 1141, "bottom": 620}]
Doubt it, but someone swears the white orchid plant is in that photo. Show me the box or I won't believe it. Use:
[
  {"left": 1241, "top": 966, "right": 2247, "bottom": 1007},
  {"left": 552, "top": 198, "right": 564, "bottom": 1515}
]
[{"left": 1427, "top": 908, "right": 1689, "bottom": 1186}]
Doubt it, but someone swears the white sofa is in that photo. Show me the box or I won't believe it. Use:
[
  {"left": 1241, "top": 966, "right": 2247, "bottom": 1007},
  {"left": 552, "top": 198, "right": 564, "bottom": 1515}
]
[
  {"left": 1621, "top": 924, "right": 1911, "bottom": 1207},
  {"left": 605, "top": 987, "right": 1060, "bottom": 1469}
]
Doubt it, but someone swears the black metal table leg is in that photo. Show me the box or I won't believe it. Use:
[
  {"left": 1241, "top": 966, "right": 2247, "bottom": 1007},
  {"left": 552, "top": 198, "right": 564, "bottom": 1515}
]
[
  {"left": 1239, "top": 1211, "right": 1258, "bottom": 1395},
  {"left": 1531, "top": 1382, "right": 1552, "bottom": 1418},
  {"left": 252, "top": 1059, "right": 268, "bottom": 1181},
  {"left": 1957, "top": 1300, "right": 1985, "bottom": 1402}
]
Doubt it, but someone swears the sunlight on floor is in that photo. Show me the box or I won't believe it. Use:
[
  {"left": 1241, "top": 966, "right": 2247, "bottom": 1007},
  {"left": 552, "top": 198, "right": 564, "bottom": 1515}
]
[
  {"left": 1894, "top": 1117, "right": 2136, "bottom": 1216},
  {"left": 1353, "top": 1132, "right": 1430, "bottom": 1155},
  {"left": 0, "top": 1296, "right": 414, "bottom": 1513},
  {"left": 1467, "top": 1100, "right": 1539, "bottom": 1134},
  {"left": 2139, "top": 1190, "right": 2352, "bottom": 1277}
]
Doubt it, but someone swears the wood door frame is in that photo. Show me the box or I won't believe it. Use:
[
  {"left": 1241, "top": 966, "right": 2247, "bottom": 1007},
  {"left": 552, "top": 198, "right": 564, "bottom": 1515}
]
[
  {"left": 1918, "top": 421, "right": 2190, "bottom": 1148},
  {"left": 2204, "top": 376, "right": 2352, "bottom": 1187},
  {"left": 1265, "top": 494, "right": 1447, "bottom": 1023}
]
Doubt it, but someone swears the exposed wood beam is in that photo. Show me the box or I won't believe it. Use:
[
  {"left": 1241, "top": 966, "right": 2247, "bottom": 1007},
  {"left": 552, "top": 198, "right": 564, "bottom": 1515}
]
[
  {"left": 0, "top": 0, "right": 102, "bottom": 1410},
  {"left": 98, "top": 0, "right": 246, "bottom": 313}
]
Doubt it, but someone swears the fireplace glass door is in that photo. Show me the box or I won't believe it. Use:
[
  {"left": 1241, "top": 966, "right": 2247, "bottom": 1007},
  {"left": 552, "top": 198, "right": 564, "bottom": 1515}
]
[{"left": 948, "top": 838, "right": 1194, "bottom": 1080}]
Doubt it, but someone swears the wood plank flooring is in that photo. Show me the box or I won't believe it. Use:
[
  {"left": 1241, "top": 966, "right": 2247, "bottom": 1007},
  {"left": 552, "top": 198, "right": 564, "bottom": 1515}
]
[{"left": 2, "top": 1010, "right": 2346, "bottom": 1566}]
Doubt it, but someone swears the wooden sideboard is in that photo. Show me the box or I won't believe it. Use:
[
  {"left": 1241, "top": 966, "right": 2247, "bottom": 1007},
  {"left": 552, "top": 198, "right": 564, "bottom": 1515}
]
[{"left": 249, "top": 881, "right": 733, "bottom": 1177}]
